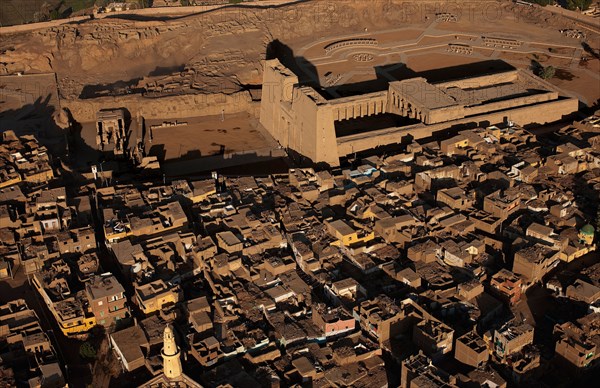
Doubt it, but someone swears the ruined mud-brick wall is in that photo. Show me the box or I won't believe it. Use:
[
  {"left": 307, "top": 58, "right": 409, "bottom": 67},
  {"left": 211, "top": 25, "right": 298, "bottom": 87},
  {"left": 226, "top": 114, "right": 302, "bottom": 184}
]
[{"left": 62, "top": 91, "right": 256, "bottom": 123}]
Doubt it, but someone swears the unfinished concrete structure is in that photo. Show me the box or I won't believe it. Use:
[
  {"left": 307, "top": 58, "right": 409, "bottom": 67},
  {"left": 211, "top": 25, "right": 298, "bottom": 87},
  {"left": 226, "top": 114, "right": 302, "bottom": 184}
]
[
  {"left": 96, "top": 109, "right": 128, "bottom": 155},
  {"left": 260, "top": 59, "right": 579, "bottom": 166}
]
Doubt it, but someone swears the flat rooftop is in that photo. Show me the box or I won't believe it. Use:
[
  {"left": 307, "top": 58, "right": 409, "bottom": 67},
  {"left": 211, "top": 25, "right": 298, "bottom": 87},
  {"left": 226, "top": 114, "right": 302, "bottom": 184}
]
[
  {"left": 86, "top": 275, "right": 124, "bottom": 300},
  {"left": 395, "top": 78, "right": 458, "bottom": 109}
]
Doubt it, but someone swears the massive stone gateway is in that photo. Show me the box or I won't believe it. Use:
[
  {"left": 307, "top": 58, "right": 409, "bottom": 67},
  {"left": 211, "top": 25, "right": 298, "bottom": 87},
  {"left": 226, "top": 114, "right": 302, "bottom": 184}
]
[{"left": 259, "top": 58, "right": 579, "bottom": 166}]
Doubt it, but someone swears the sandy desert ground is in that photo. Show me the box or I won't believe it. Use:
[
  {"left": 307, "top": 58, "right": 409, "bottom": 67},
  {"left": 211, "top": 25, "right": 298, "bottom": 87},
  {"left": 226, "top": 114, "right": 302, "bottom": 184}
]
[
  {"left": 147, "top": 112, "right": 272, "bottom": 160},
  {"left": 0, "top": 0, "right": 599, "bottom": 166},
  {"left": 1, "top": 1, "right": 598, "bottom": 103}
]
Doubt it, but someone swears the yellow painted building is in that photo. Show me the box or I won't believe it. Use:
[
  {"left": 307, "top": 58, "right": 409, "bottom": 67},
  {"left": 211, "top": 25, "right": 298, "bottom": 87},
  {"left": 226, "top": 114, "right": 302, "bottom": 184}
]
[
  {"left": 135, "top": 279, "right": 180, "bottom": 315},
  {"left": 31, "top": 273, "right": 97, "bottom": 336},
  {"left": 56, "top": 315, "right": 97, "bottom": 336},
  {"left": 327, "top": 219, "right": 375, "bottom": 247}
]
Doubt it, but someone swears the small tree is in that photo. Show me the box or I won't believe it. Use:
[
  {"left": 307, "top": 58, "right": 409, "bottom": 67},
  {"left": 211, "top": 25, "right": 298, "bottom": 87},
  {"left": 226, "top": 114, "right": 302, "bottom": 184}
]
[
  {"left": 526, "top": 0, "right": 554, "bottom": 6},
  {"left": 538, "top": 65, "right": 556, "bottom": 80},
  {"left": 79, "top": 342, "right": 97, "bottom": 360},
  {"left": 566, "top": 0, "right": 593, "bottom": 11}
]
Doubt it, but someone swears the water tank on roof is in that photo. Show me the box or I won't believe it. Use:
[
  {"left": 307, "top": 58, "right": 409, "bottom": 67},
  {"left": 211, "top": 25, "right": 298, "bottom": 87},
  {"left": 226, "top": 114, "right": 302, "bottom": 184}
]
[{"left": 132, "top": 263, "right": 142, "bottom": 274}]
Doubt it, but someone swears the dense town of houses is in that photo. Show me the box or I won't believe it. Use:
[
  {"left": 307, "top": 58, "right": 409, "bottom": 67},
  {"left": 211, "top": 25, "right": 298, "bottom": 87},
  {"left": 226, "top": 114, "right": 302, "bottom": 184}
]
[{"left": 1, "top": 111, "right": 600, "bottom": 387}]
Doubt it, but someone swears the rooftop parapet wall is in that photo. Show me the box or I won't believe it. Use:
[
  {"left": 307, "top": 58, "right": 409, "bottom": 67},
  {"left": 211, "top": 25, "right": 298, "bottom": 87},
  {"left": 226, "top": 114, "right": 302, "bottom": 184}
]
[
  {"left": 463, "top": 91, "right": 559, "bottom": 117},
  {"left": 435, "top": 70, "right": 520, "bottom": 89}
]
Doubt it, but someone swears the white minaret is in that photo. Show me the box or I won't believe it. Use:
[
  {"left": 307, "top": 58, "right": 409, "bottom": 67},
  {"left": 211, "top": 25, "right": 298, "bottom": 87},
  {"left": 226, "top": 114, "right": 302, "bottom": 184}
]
[{"left": 161, "top": 324, "right": 182, "bottom": 379}]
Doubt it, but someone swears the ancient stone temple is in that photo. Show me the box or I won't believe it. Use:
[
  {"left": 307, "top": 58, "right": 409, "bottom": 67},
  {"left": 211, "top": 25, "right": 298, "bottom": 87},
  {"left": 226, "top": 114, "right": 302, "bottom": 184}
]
[{"left": 260, "top": 58, "right": 578, "bottom": 166}]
